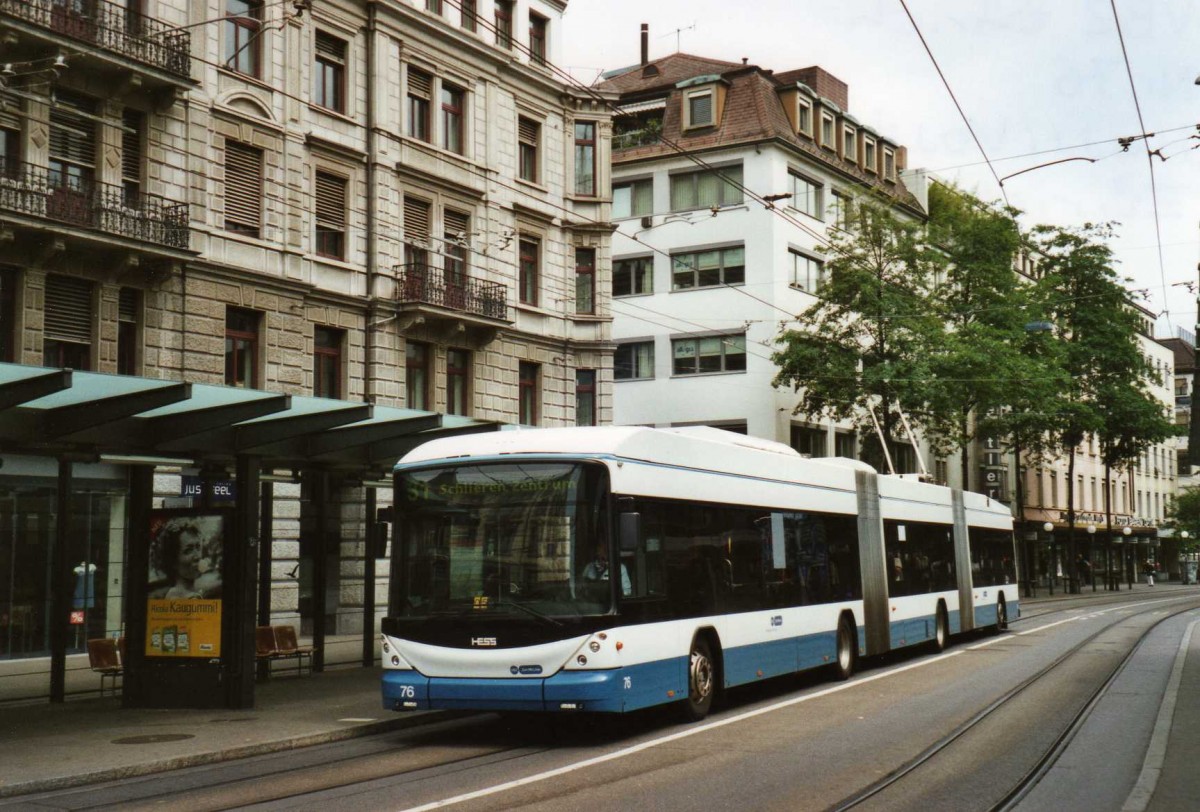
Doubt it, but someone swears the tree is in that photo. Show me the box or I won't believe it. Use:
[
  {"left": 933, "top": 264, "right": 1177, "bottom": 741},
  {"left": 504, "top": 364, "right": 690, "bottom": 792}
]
[
  {"left": 1165, "top": 486, "right": 1200, "bottom": 554},
  {"left": 773, "top": 193, "right": 943, "bottom": 472}
]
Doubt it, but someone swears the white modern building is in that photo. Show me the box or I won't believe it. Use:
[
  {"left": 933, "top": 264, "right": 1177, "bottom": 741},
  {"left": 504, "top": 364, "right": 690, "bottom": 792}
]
[{"left": 599, "top": 45, "right": 925, "bottom": 466}]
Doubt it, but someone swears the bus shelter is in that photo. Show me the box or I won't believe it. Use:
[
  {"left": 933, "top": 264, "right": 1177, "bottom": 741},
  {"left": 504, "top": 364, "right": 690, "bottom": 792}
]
[{"left": 0, "top": 362, "right": 497, "bottom": 708}]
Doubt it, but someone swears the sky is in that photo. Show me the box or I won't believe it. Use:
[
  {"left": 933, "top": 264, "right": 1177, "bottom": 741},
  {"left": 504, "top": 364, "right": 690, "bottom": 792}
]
[{"left": 561, "top": 0, "right": 1200, "bottom": 340}]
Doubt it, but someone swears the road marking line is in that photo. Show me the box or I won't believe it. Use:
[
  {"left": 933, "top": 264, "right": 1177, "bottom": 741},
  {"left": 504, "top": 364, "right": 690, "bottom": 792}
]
[
  {"left": 395, "top": 650, "right": 965, "bottom": 812},
  {"left": 1121, "top": 616, "right": 1199, "bottom": 812}
]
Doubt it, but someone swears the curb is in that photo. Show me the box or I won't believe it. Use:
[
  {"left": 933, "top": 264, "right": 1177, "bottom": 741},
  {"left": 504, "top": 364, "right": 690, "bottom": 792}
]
[{"left": 0, "top": 710, "right": 457, "bottom": 799}]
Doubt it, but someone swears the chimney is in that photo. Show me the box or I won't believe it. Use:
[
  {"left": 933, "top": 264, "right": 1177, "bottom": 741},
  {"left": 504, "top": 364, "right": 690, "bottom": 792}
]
[{"left": 640, "top": 24, "right": 648, "bottom": 65}]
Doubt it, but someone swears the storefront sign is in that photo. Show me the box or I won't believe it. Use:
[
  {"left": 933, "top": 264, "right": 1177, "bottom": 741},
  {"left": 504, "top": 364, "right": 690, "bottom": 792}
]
[{"left": 180, "top": 477, "right": 237, "bottom": 503}]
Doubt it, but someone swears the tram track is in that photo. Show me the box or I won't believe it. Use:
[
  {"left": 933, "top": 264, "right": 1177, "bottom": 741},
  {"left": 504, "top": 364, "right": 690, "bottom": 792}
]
[{"left": 825, "top": 594, "right": 1200, "bottom": 812}]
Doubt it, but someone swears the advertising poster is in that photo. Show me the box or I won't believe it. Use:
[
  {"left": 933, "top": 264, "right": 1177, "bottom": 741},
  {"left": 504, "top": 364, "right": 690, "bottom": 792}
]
[{"left": 145, "top": 511, "right": 226, "bottom": 659}]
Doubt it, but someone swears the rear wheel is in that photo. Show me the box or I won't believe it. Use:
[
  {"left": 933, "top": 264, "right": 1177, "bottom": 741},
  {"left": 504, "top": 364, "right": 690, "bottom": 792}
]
[
  {"left": 680, "top": 637, "right": 715, "bottom": 722},
  {"left": 994, "top": 597, "right": 1008, "bottom": 632},
  {"left": 932, "top": 604, "right": 948, "bottom": 652},
  {"left": 832, "top": 615, "right": 857, "bottom": 680}
]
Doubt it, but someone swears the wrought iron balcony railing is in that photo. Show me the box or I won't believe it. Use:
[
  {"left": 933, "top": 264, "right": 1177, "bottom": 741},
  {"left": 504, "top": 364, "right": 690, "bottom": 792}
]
[
  {"left": 396, "top": 263, "right": 508, "bottom": 321},
  {"left": 0, "top": 0, "right": 191, "bottom": 79},
  {"left": 612, "top": 127, "right": 662, "bottom": 150},
  {"left": 0, "top": 160, "right": 189, "bottom": 250}
]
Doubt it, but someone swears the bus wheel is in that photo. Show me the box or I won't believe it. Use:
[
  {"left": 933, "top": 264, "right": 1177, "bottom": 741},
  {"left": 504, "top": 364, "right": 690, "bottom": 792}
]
[
  {"left": 681, "top": 637, "right": 715, "bottom": 722},
  {"left": 994, "top": 597, "right": 1008, "bottom": 632},
  {"left": 933, "top": 604, "right": 948, "bottom": 652},
  {"left": 833, "top": 615, "right": 857, "bottom": 681}
]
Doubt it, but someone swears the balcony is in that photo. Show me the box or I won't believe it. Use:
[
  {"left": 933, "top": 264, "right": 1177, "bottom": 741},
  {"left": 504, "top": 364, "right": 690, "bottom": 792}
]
[
  {"left": 395, "top": 262, "right": 509, "bottom": 344},
  {"left": 0, "top": 160, "right": 189, "bottom": 251},
  {"left": 0, "top": 0, "right": 191, "bottom": 86}
]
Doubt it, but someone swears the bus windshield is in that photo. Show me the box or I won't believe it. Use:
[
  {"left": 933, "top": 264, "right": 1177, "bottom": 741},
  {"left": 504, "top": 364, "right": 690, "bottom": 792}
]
[{"left": 395, "top": 462, "right": 611, "bottom": 620}]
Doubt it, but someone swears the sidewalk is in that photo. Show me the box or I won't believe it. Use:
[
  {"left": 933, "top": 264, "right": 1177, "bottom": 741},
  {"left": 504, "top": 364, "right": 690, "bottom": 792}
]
[
  {"left": 0, "top": 665, "right": 433, "bottom": 798},
  {"left": 1, "top": 583, "right": 1194, "bottom": 799}
]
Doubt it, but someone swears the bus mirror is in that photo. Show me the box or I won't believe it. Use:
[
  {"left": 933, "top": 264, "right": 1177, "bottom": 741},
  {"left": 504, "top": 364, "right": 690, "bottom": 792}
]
[{"left": 619, "top": 512, "right": 641, "bottom": 552}]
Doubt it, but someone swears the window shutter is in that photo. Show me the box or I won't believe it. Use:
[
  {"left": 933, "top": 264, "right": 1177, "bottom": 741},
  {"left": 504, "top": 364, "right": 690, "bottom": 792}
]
[
  {"left": 404, "top": 196, "right": 430, "bottom": 243},
  {"left": 121, "top": 110, "right": 143, "bottom": 184},
  {"left": 443, "top": 209, "right": 469, "bottom": 238},
  {"left": 118, "top": 288, "right": 137, "bottom": 323},
  {"left": 518, "top": 117, "right": 538, "bottom": 145},
  {"left": 689, "top": 93, "right": 712, "bottom": 126},
  {"left": 315, "top": 171, "right": 346, "bottom": 229},
  {"left": 315, "top": 31, "right": 344, "bottom": 60},
  {"left": 224, "top": 141, "right": 262, "bottom": 235},
  {"left": 49, "top": 93, "right": 96, "bottom": 166},
  {"left": 408, "top": 68, "right": 431, "bottom": 99},
  {"left": 44, "top": 275, "right": 92, "bottom": 343}
]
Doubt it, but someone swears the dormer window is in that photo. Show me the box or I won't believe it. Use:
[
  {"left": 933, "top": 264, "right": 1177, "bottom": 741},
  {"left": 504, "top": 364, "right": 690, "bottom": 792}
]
[
  {"left": 883, "top": 147, "right": 896, "bottom": 181},
  {"left": 820, "top": 112, "right": 835, "bottom": 150},
  {"left": 842, "top": 125, "right": 856, "bottom": 163},
  {"left": 686, "top": 89, "right": 714, "bottom": 128},
  {"left": 797, "top": 98, "right": 813, "bottom": 137},
  {"left": 863, "top": 137, "right": 876, "bottom": 173}
]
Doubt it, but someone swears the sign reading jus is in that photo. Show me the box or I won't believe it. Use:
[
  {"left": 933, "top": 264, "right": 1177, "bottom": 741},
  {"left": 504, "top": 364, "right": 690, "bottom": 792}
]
[{"left": 180, "top": 477, "right": 236, "bottom": 503}]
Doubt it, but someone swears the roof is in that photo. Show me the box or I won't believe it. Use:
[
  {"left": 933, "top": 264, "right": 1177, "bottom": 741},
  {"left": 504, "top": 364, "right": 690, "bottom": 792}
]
[
  {"left": 600, "top": 55, "right": 924, "bottom": 214},
  {"left": 0, "top": 363, "right": 499, "bottom": 476}
]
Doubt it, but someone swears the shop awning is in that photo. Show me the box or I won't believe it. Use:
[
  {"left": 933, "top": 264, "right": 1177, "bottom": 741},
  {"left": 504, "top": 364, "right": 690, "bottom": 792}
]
[{"left": 0, "top": 363, "right": 500, "bottom": 476}]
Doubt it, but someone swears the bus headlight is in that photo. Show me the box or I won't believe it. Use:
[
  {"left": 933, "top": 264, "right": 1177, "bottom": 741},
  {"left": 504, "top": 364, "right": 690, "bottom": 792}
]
[
  {"left": 588, "top": 641, "right": 601, "bottom": 652},
  {"left": 577, "top": 655, "right": 588, "bottom": 666},
  {"left": 391, "top": 655, "right": 400, "bottom": 666}
]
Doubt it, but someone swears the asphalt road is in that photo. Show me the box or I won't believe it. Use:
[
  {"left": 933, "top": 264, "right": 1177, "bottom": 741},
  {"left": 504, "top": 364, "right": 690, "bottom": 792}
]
[{"left": 10, "top": 590, "right": 1200, "bottom": 812}]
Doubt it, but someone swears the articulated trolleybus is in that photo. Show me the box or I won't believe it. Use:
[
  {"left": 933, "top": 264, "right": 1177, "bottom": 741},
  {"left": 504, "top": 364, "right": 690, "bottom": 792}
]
[{"left": 381, "top": 426, "right": 1017, "bottom": 721}]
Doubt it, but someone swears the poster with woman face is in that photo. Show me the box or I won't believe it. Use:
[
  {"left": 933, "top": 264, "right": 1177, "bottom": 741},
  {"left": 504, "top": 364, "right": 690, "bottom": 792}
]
[{"left": 145, "top": 511, "right": 226, "bottom": 658}]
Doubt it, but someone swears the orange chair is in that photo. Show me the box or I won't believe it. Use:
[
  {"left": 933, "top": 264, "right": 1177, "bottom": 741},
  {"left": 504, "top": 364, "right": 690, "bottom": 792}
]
[
  {"left": 272, "top": 625, "right": 314, "bottom": 675},
  {"left": 87, "top": 638, "right": 123, "bottom": 696}
]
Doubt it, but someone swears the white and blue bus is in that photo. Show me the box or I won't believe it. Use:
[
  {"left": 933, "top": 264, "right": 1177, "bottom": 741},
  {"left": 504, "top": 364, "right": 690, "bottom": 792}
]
[{"left": 381, "top": 426, "right": 1017, "bottom": 721}]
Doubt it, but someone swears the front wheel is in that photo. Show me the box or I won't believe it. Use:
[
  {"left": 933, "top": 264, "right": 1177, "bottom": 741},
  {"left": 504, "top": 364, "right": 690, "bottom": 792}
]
[
  {"left": 832, "top": 615, "right": 857, "bottom": 681},
  {"left": 680, "top": 637, "right": 715, "bottom": 722},
  {"left": 932, "top": 604, "right": 948, "bottom": 652},
  {"left": 994, "top": 597, "right": 1008, "bottom": 632}
]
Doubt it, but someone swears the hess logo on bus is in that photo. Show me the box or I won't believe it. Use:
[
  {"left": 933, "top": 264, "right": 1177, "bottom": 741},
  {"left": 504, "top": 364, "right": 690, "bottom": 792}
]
[{"left": 471, "top": 637, "right": 497, "bottom": 647}]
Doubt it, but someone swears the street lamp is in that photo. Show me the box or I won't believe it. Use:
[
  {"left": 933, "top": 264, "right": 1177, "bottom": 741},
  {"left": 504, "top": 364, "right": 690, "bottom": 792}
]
[
  {"left": 1044, "top": 522, "right": 1056, "bottom": 595},
  {"left": 1087, "top": 524, "right": 1097, "bottom": 591},
  {"left": 1124, "top": 526, "right": 1133, "bottom": 589},
  {"left": 1181, "top": 530, "right": 1191, "bottom": 585}
]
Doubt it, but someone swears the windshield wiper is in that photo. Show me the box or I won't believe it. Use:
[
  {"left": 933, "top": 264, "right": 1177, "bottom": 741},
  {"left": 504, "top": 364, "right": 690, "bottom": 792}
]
[{"left": 495, "top": 598, "right": 564, "bottom": 627}]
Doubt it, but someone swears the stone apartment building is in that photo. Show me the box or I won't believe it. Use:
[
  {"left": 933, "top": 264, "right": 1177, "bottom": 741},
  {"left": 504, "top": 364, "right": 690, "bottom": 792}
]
[{"left": 0, "top": 0, "right": 614, "bottom": 695}]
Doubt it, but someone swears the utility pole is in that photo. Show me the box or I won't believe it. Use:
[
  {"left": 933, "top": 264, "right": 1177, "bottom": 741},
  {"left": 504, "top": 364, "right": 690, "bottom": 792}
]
[{"left": 1190, "top": 259, "right": 1200, "bottom": 471}]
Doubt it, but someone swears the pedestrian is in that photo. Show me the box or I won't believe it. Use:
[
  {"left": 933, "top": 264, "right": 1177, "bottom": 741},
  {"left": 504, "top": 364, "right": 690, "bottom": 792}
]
[{"left": 1143, "top": 559, "right": 1155, "bottom": 587}]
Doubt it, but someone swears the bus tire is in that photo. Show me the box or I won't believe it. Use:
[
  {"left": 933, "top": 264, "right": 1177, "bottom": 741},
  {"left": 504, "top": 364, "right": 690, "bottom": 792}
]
[
  {"left": 680, "top": 636, "right": 716, "bottom": 722},
  {"left": 832, "top": 614, "right": 857, "bottom": 681},
  {"left": 932, "top": 603, "right": 948, "bottom": 652},
  {"left": 994, "top": 596, "right": 1008, "bottom": 632}
]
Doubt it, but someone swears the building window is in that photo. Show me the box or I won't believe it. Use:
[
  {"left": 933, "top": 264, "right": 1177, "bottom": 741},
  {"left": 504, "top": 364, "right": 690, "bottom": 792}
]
[
  {"left": 117, "top": 287, "right": 138, "bottom": 376},
  {"left": 44, "top": 274, "right": 92, "bottom": 370},
  {"left": 224, "top": 141, "right": 263, "bottom": 238},
  {"left": 440, "top": 83, "right": 465, "bottom": 154},
  {"left": 313, "top": 31, "right": 346, "bottom": 113},
  {"left": 407, "top": 68, "right": 432, "bottom": 142},
  {"left": 576, "top": 369, "right": 596, "bottom": 426},
  {"left": 121, "top": 109, "right": 143, "bottom": 203},
  {"left": 671, "top": 246, "right": 744, "bottom": 290},
  {"left": 615, "top": 341, "right": 654, "bottom": 380},
  {"left": 672, "top": 334, "right": 746, "bottom": 375},
  {"left": 670, "top": 166, "right": 742, "bottom": 211},
  {"left": 519, "top": 361, "right": 539, "bottom": 425},
  {"left": 574, "top": 121, "right": 596, "bottom": 196},
  {"left": 613, "top": 178, "right": 652, "bottom": 219},
  {"left": 843, "top": 125, "right": 856, "bottom": 162},
  {"left": 575, "top": 248, "right": 595, "bottom": 315},
  {"left": 223, "top": 0, "right": 262, "bottom": 77},
  {"left": 518, "top": 116, "right": 539, "bottom": 182},
  {"left": 789, "top": 171, "right": 823, "bottom": 219},
  {"left": 495, "top": 0, "right": 513, "bottom": 49},
  {"left": 447, "top": 348, "right": 470, "bottom": 416},
  {"left": 864, "top": 137, "right": 877, "bottom": 173},
  {"left": 790, "top": 250, "right": 824, "bottom": 293},
  {"left": 314, "top": 171, "right": 347, "bottom": 259},
  {"left": 519, "top": 238, "right": 539, "bottom": 305},
  {"left": 685, "top": 90, "right": 714, "bottom": 128},
  {"left": 425, "top": 0, "right": 442, "bottom": 14},
  {"left": 0, "top": 267, "right": 15, "bottom": 363},
  {"left": 443, "top": 209, "right": 470, "bottom": 301},
  {"left": 0, "top": 126, "right": 19, "bottom": 177},
  {"left": 529, "top": 12, "right": 547, "bottom": 65},
  {"left": 48, "top": 92, "right": 96, "bottom": 199},
  {"left": 829, "top": 191, "right": 849, "bottom": 230},
  {"left": 460, "top": 0, "right": 477, "bottom": 31},
  {"left": 613, "top": 256, "right": 652, "bottom": 297},
  {"left": 404, "top": 196, "right": 431, "bottom": 266},
  {"left": 225, "top": 307, "right": 259, "bottom": 387},
  {"left": 406, "top": 341, "right": 431, "bottom": 410},
  {"left": 790, "top": 425, "right": 825, "bottom": 457},
  {"left": 883, "top": 148, "right": 896, "bottom": 181},
  {"left": 835, "top": 431, "right": 856, "bottom": 458},
  {"left": 797, "top": 99, "right": 813, "bottom": 136},
  {"left": 313, "top": 325, "right": 343, "bottom": 398},
  {"left": 820, "top": 113, "right": 835, "bottom": 149}
]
